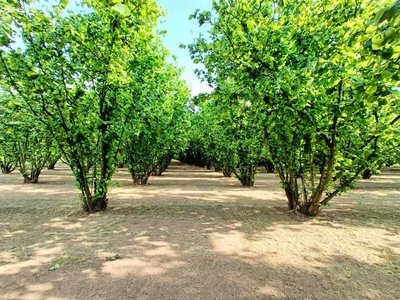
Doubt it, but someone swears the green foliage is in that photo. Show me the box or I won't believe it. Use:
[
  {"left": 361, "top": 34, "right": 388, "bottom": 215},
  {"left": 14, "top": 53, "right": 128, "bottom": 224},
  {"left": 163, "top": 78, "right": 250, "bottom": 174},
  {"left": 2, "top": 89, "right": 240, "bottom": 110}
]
[
  {"left": 0, "top": 98, "right": 16, "bottom": 174},
  {"left": 0, "top": 0, "right": 166, "bottom": 212},
  {"left": 0, "top": 92, "right": 52, "bottom": 182},
  {"left": 122, "top": 44, "right": 191, "bottom": 184},
  {"left": 189, "top": 0, "right": 400, "bottom": 215},
  {"left": 184, "top": 84, "right": 265, "bottom": 186},
  {"left": 106, "top": 253, "right": 120, "bottom": 261},
  {"left": 48, "top": 263, "right": 60, "bottom": 271}
]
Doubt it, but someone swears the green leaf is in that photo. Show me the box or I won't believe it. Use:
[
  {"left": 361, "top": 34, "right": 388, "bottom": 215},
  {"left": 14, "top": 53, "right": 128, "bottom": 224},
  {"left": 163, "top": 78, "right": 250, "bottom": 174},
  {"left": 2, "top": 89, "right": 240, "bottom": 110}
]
[
  {"left": 140, "top": 5, "right": 147, "bottom": 18},
  {"left": 372, "top": 7, "right": 387, "bottom": 24},
  {"left": 112, "top": 3, "right": 131, "bottom": 17},
  {"left": 371, "top": 34, "right": 385, "bottom": 46},
  {"left": 328, "top": 77, "right": 341, "bottom": 88},
  {"left": 379, "top": 98, "right": 388, "bottom": 106},
  {"left": 48, "top": 263, "right": 60, "bottom": 271},
  {"left": 378, "top": 2, "right": 400, "bottom": 23},
  {"left": 106, "top": 254, "right": 121, "bottom": 261},
  {"left": 381, "top": 47, "right": 394, "bottom": 60},
  {"left": 382, "top": 70, "right": 394, "bottom": 79},
  {"left": 365, "top": 86, "right": 377, "bottom": 95},
  {"left": 371, "top": 43, "right": 384, "bottom": 50}
]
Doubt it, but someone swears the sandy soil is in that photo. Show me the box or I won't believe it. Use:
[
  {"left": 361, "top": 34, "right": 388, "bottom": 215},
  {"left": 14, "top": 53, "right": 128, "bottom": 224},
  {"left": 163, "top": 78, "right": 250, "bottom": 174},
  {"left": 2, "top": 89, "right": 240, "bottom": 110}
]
[{"left": 0, "top": 160, "right": 399, "bottom": 300}]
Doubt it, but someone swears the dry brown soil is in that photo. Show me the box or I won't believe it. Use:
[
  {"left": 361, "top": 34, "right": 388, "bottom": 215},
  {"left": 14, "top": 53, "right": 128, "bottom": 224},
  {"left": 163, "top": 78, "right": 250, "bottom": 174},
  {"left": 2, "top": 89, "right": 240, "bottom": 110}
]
[{"left": 0, "top": 160, "right": 399, "bottom": 300}]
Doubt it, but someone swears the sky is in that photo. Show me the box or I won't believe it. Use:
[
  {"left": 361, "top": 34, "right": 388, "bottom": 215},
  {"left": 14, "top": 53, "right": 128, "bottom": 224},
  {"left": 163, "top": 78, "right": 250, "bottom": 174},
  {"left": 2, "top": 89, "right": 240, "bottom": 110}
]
[{"left": 157, "top": 0, "right": 213, "bottom": 97}]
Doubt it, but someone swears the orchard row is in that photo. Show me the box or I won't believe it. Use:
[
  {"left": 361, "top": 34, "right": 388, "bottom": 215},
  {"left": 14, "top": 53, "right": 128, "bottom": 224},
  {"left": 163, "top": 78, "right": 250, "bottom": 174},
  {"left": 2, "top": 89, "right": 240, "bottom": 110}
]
[{"left": 1, "top": 0, "right": 399, "bottom": 216}]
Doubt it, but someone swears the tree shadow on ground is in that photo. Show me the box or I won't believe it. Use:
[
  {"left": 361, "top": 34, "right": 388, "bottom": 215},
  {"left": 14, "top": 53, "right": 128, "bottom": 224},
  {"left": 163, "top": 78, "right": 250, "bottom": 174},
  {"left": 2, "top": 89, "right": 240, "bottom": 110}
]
[
  {"left": 1, "top": 214, "right": 399, "bottom": 299},
  {"left": 1, "top": 161, "right": 399, "bottom": 299}
]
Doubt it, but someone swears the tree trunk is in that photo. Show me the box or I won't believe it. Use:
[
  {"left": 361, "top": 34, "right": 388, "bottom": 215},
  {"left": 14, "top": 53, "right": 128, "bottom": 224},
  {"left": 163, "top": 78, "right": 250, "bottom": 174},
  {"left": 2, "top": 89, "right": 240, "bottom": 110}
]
[
  {"left": 362, "top": 169, "right": 373, "bottom": 179},
  {"left": 79, "top": 175, "right": 109, "bottom": 213},
  {"left": 305, "top": 198, "right": 323, "bottom": 216},
  {"left": 133, "top": 175, "right": 150, "bottom": 185},
  {"left": 152, "top": 170, "right": 162, "bottom": 176},
  {"left": 22, "top": 168, "right": 41, "bottom": 184},
  {"left": 240, "top": 174, "right": 254, "bottom": 186},
  {"left": 67, "top": 148, "right": 101, "bottom": 214},
  {"left": 284, "top": 185, "right": 298, "bottom": 210},
  {"left": 152, "top": 154, "right": 172, "bottom": 176},
  {"left": 81, "top": 194, "right": 108, "bottom": 213},
  {"left": 276, "top": 167, "right": 300, "bottom": 210},
  {"left": 47, "top": 161, "right": 57, "bottom": 170},
  {"left": 217, "top": 163, "right": 234, "bottom": 177},
  {"left": 47, "top": 155, "right": 60, "bottom": 170},
  {"left": 263, "top": 160, "right": 275, "bottom": 173},
  {"left": 92, "top": 195, "right": 108, "bottom": 211},
  {"left": 285, "top": 173, "right": 300, "bottom": 210},
  {"left": 1, "top": 161, "right": 15, "bottom": 174},
  {"left": 222, "top": 170, "right": 232, "bottom": 177},
  {"left": 236, "top": 164, "right": 256, "bottom": 186}
]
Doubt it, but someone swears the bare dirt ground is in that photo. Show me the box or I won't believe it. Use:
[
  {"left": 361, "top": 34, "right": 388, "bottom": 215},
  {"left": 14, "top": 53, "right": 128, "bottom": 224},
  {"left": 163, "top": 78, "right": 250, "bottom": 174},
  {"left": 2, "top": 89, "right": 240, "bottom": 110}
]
[{"left": 0, "top": 160, "right": 399, "bottom": 300}]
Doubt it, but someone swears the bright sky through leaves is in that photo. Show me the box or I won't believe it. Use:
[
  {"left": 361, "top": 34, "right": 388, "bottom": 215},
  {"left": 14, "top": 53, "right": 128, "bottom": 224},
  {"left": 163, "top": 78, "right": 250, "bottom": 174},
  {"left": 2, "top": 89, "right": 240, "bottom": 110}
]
[
  {"left": 8, "top": 0, "right": 214, "bottom": 97},
  {"left": 157, "top": 0, "right": 213, "bottom": 96}
]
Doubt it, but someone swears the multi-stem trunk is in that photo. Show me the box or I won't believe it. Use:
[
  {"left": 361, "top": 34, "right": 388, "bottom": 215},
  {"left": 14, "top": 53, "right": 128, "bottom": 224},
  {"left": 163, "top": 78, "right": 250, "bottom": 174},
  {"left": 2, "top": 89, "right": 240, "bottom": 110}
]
[
  {"left": 0, "top": 160, "right": 15, "bottom": 174},
  {"left": 70, "top": 151, "right": 93, "bottom": 212},
  {"left": 16, "top": 143, "right": 48, "bottom": 184},
  {"left": 222, "top": 169, "right": 233, "bottom": 177},
  {"left": 68, "top": 142, "right": 108, "bottom": 213},
  {"left": 126, "top": 150, "right": 154, "bottom": 186},
  {"left": 277, "top": 167, "right": 300, "bottom": 210},
  {"left": 132, "top": 174, "right": 150, "bottom": 185},
  {"left": 47, "top": 155, "right": 60, "bottom": 170},
  {"left": 362, "top": 169, "right": 373, "bottom": 179},
  {"left": 263, "top": 160, "right": 275, "bottom": 173},
  {"left": 217, "top": 162, "right": 233, "bottom": 177},
  {"left": 236, "top": 164, "right": 256, "bottom": 187},
  {"left": 306, "top": 81, "right": 342, "bottom": 216},
  {"left": 152, "top": 153, "right": 173, "bottom": 176},
  {"left": 22, "top": 168, "right": 42, "bottom": 183}
]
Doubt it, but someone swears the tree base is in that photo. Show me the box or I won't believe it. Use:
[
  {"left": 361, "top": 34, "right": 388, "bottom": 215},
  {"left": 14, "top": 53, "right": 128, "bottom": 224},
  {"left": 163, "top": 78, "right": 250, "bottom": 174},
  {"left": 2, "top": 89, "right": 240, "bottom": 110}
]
[
  {"left": 222, "top": 171, "right": 232, "bottom": 177},
  {"left": 23, "top": 176, "right": 39, "bottom": 184},
  {"left": 362, "top": 169, "right": 373, "bottom": 179},
  {"left": 82, "top": 197, "right": 108, "bottom": 213},
  {"left": 133, "top": 176, "right": 149, "bottom": 185},
  {"left": 240, "top": 176, "right": 254, "bottom": 187},
  {"left": 264, "top": 161, "right": 275, "bottom": 173}
]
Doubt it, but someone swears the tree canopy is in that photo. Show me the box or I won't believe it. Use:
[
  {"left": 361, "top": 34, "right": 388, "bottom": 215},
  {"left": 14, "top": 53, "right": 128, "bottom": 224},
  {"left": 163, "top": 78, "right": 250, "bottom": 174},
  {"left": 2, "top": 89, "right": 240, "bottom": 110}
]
[
  {"left": 188, "top": 0, "right": 400, "bottom": 215},
  {"left": 0, "top": 0, "right": 399, "bottom": 216},
  {"left": 1, "top": 0, "right": 190, "bottom": 212}
]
